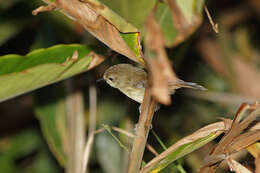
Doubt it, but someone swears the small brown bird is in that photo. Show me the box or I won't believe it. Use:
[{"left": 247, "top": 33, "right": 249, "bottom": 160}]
[{"left": 103, "top": 64, "right": 206, "bottom": 103}]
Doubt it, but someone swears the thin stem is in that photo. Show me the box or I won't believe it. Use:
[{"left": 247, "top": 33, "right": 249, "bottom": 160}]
[
  {"left": 146, "top": 144, "right": 159, "bottom": 156},
  {"left": 82, "top": 85, "right": 97, "bottom": 173},
  {"left": 127, "top": 82, "right": 156, "bottom": 173},
  {"left": 65, "top": 79, "right": 85, "bottom": 173},
  {"left": 103, "top": 124, "right": 130, "bottom": 152},
  {"left": 204, "top": 5, "right": 219, "bottom": 34}
]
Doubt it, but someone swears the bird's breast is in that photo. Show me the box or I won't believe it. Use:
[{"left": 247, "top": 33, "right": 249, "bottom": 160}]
[{"left": 118, "top": 87, "right": 145, "bottom": 103}]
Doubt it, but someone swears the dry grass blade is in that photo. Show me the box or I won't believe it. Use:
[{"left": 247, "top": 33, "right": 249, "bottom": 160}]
[
  {"left": 228, "top": 130, "right": 260, "bottom": 154},
  {"left": 199, "top": 103, "right": 260, "bottom": 173},
  {"left": 144, "top": 12, "right": 177, "bottom": 105},
  {"left": 226, "top": 157, "right": 252, "bottom": 173}
]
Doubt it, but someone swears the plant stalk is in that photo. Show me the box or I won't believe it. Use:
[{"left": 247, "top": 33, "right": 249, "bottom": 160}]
[{"left": 127, "top": 82, "right": 156, "bottom": 173}]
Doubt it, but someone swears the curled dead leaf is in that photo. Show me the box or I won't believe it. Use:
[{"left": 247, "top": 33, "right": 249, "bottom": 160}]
[
  {"left": 144, "top": 13, "right": 177, "bottom": 105},
  {"left": 33, "top": 0, "right": 143, "bottom": 64},
  {"left": 87, "top": 52, "right": 105, "bottom": 70},
  {"left": 199, "top": 103, "right": 260, "bottom": 173}
]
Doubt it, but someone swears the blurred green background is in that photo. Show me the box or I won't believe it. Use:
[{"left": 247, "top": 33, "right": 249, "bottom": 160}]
[{"left": 0, "top": 0, "right": 260, "bottom": 172}]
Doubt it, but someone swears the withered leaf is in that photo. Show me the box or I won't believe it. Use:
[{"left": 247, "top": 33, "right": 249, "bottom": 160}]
[
  {"left": 144, "top": 13, "right": 177, "bottom": 105},
  {"left": 33, "top": 0, "right": 144, "bottom": 64}
]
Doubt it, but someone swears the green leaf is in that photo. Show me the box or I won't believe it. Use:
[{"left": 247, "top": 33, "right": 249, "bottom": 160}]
[
  {"left": 146, "top": 134, "right": 219, "bottom": 173},
  {"left": 141, "top": 123, "right": 225, "bottom": 173},
  {"left": 99, "top": 0, "right": 156, "bottom": 30},
  {"left": 34, "top": 85, "right": 68, "bottom": 166},
  {"left": 0, "top": 44, "right": 104, "bottom": 102},
  {"left": 155, "top": 3, "right": 178, "bottom": 46}
]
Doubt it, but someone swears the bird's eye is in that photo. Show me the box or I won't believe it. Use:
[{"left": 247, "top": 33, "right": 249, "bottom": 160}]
[{"left": 108, "top": 77, "right": 114, "bottom": 81}]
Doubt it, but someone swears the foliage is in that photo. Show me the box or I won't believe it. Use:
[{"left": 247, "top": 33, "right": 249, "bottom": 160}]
[{"left": 0, "top": 0, "right": 260, "bottom": 173}]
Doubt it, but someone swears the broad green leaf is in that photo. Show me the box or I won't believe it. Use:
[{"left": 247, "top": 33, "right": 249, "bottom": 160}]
[
  {"left": 34, "top": 85, "right": 67, "bottom": 166},
  {"left": 141, "top": 122, "right": 226, "bottom": 173},
  {"left": 176, "top": 0, "right": 194, "bottom": 24},
  {"left": 99, "top": 0, "right": 204, "bottom": 47},
  {"left": 155, "top": 0, "right": 205, "bottom": 47},
  {"left": 0, "top": 44, "right": 104, "bottom": 102},
  {"left": 99, "top": 0, "right": 156, "bottom": 30},
  {"left": 155, "top": 3, "right": 178, "bottom": 48},
  {"left": 150, "top": 134, "right": 218, "bottom": 173}
]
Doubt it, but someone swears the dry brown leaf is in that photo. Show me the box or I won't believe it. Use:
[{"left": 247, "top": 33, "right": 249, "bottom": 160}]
[
  {"left": 226, "top": 157, "right": 252, "bottom": 173},
  {"left": 33, "top": 0, "right": 142, "bottom": 64},
  {"left": 250, "top": 122, "right": 260, "bottom": 131},
  {"left": 199, "top": 103, "right": 260, "bottom": 173},
  {"left": 167, "top": 0, "right": 202, "bottom": 47},
  {"left": 228, "top": 131, "right": 260, "bottom": 154},
  {"left": 87, "top": 52, "right": 105, "bottom": 70},
  {"left": 144, "top": 13, "right": 177, "bottom": 105}
]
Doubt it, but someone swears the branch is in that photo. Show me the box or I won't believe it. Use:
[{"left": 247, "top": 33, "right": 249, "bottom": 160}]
[
  {"left": 82, "top": 85, "right": 97, "bottom": 173},
  {"left": 127, "top": 81, "right": 156, "bottom": 173},
  {"left": 64, "top": 79, "right": 86, "bottom": 173}
]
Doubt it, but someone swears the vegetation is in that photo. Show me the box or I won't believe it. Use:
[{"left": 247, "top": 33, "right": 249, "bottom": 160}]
[{"left": 0, "top": 0, "right": 260, "bottom": 173}]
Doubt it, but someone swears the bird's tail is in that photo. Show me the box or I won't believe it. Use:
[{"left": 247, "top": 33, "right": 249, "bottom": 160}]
[{"left": 175, "top": 79, "right": 207, "bottom": 91}]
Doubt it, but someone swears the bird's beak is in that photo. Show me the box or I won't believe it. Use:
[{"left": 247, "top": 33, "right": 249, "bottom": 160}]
[{"left": 96, "top": 78, "right": 105, "bottom": 83}]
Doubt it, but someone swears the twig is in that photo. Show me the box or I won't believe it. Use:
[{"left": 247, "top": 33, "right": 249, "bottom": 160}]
[
  {"left": 82, "top": 133, "right": 94, "bottom": 173},
  {"left": 146, "top": 144, "right": 159, "bottom": 156},
  {"left": 204, "top": 5, "right": 219, "bottom": 34},
  {"left": 127, "top": 82, "right": 156, "bottom": 173},
  {"left": 112, "top": 126, "right": 135, "bottom": 138},
  {"left": 82, "top": 85, "right": 97, "bottom": 173},
  {"left": 93, "top": 126, "right": 135, "bottom": 138},
  {"left": 65, "top": 79, "right": 85, "bottom": 173},
  {"left": 103, "top": 124, "right": 130, "bottom": 152}
]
